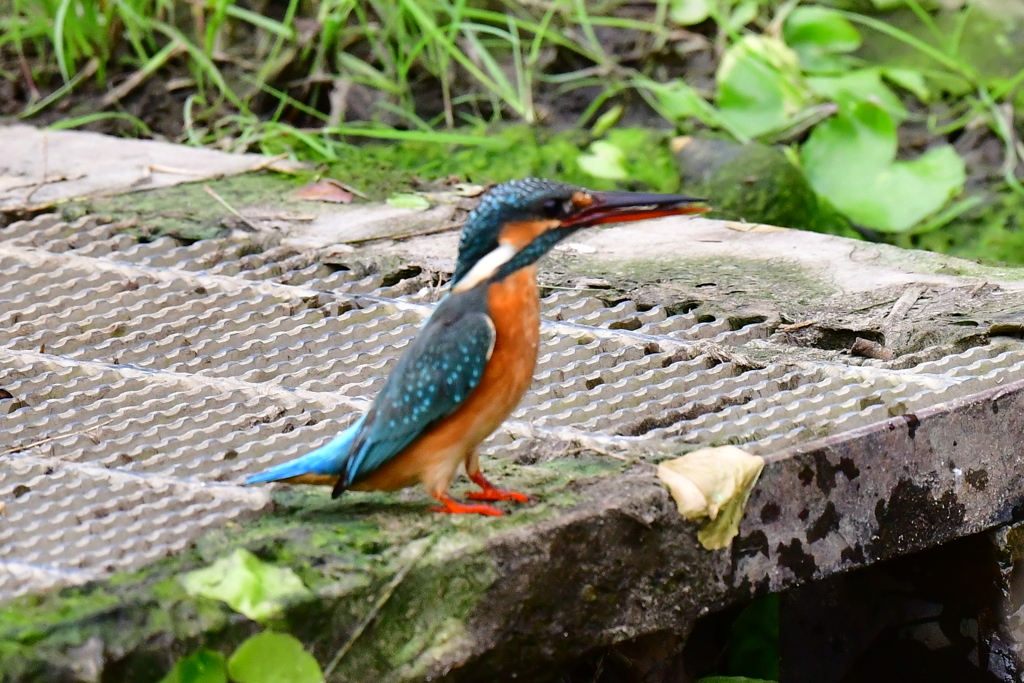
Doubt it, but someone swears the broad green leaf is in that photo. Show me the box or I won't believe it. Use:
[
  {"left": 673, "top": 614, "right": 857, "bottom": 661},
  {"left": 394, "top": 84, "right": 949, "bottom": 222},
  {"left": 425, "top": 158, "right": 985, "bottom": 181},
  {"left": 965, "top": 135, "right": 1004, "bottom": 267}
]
[
  {"left": 802, "top": 99, "right": 896, "bottom": 199},
  {"left": 669, "top": 0, "right": 710, "bottom": 25},
  {"left": 578, "top": 140, "right": 627, "bottom": 180},
  {"left": 870, "top": 147, "right": 966, "bottom": 232},
  {"left": 728, "top": 0, "right": 759, "bottom": 30},
  {"left": 717, "top": 36, "right": 807, "bottom": 138},
  {"left": 386, "top": 193, "right": 431, "bottom": 210},
  {"left": 158, "top": 650, "right": 227, "bottom": 683},
  {"left": 807, "top": 69, "right": 908, "bottom": 122},
  {"left": 802, "top": 102, "right": 965, "bottom": 232},
  {"left": 881, "top": 67, "right": 931, "bottom": 103},
  {"left": 180, "top": 549, "right": 311, "bottom": 622},
  {"left": 647, "top": 79, "right": 720, "bottom": 127},
  {"left": 783, "top": 6, "right": 860, "bottom": 73},
  {"left": 227, "top": 632, "right": 323, "bottom": 683}
]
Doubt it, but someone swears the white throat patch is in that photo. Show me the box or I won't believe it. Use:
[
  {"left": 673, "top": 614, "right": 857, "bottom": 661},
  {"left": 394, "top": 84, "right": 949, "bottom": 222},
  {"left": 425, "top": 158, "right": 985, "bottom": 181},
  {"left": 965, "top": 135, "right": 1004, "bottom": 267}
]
[{"left": 451, "top": 243, "right": 518, "bottom": 293}]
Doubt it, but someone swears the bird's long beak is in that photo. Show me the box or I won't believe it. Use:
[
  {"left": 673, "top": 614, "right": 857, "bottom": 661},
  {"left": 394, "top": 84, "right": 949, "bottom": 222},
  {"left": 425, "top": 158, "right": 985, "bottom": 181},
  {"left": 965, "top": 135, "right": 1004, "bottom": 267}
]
[{"left": 561, "top": 190, "right": 710, "bottom": 227}]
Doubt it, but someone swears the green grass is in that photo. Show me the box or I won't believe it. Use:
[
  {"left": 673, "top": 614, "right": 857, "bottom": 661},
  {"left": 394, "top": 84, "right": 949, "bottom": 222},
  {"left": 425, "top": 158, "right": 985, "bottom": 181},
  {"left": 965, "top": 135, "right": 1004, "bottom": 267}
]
[{"left": 1, "top": 0, "right": 664, "bottom": 149}]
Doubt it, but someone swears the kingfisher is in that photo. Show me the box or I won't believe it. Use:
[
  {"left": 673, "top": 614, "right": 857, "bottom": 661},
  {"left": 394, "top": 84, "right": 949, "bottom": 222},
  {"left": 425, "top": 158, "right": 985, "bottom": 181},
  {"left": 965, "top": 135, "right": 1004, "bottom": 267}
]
[{"left": 246, "top": 178, "right": 707, "bottom": 515}]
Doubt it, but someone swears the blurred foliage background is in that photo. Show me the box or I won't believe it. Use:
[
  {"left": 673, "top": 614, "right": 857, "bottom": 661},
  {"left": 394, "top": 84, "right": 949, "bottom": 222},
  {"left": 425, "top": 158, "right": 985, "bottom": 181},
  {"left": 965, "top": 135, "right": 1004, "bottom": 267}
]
[{"left": 2, "top": 0, "right": 1023, "bottom": 262}]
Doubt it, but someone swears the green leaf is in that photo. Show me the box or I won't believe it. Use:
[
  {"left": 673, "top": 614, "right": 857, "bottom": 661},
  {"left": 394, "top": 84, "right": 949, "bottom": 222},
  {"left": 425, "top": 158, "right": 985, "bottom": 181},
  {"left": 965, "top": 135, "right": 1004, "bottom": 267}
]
[
  {"left": 159, "top": 650, "right": 227, "bottom": 683},
  {"left": 717, "top": 36, "right": 807, "bottom": 138},
  {"left": 590, "top": 104, "right": 623, "bottom": 138},
  {"left": 727, "top": 0, "right": 759, "bottom": 30},
  {"left": 386, "top": 193, "right": 432, "bottom": 210},
  {"left": 728, "top": 594, "right": 779, "bottom": 680},
  {"left": 802, "top": 102, "right": 966, "bottom": 233},
  {"left": 578, "top": 140, "right": 627, "bottom": 180},
  {"left": 881, "top": 67, "right": 931, "bottom": 103},
  {"left": 180, "top": 549, "right": 311, "bottom": 622},
  {"left": 872, "top": 147, "right": 967, "bottom": 232},
  {"left": 669, "top": 0, "right": 710, "bottom": 26},
  {"left": 227, "top": 632, "right": 323, "bottom": 683},
  {"left": 647, "top": 79, "right": 720, "bottom": 127},
  {"left": 802, "top": 99, "right": 896, "bottom": 194},
  {"left": 783, "top": 6, "right": 860, "bottom": 73},
  {"left": 807, "top": 69, "right": 908, "bottom": 122}
]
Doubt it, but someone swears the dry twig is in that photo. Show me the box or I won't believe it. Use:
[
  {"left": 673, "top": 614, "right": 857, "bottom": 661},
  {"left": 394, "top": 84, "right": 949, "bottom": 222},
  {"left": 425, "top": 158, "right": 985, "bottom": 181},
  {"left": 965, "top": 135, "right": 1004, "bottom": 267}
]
[
  {"left": 323, "top": 537, "right": 433, "bottom": 680},
  {"left": 203, "top": 184, "right": 260, "bottom": 231},
  {"left": 2, "top": 420, "right": 113, "bottom": 457}
]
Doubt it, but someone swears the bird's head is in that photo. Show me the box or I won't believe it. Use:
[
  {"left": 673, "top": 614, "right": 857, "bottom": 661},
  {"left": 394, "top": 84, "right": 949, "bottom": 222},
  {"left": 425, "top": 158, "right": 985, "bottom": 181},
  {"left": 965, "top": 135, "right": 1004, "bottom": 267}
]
[{"left": 451, "top": 178, "right": 708, "bottom": 293}]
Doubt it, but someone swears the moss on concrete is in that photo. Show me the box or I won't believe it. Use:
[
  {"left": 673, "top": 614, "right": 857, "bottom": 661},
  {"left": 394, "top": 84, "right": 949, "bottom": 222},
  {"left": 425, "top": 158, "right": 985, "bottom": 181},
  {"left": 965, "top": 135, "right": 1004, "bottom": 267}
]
[
  {"left": 0, "top": 454, "right": 625, "bottom": 682},
  {"left": 65, "top": 172, "right": 310, "bottom": 242}
]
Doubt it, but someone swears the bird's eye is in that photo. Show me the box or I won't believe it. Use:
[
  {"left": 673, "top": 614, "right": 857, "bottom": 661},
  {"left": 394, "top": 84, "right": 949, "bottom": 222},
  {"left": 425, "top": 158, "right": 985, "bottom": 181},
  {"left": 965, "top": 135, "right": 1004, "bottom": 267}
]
[{"left": 541, "top": 198, "right": 573, "bottom": 219}]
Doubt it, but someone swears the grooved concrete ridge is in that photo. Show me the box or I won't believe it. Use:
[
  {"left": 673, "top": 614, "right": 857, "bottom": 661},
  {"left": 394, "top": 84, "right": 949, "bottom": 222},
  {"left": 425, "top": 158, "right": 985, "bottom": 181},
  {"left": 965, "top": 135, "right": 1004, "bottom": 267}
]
[{"left": 2, "top": 210, "right": 1024, "bottom": 607}]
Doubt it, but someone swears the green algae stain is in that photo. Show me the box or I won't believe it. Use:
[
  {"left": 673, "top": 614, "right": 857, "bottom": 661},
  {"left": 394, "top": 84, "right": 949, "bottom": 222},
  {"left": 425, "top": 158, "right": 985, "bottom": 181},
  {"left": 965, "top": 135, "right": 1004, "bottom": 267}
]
[
  {"left": 541, "top": 454, "right": 625, "bottom": 479},
  {"left": 0, "top": 590, "right": 121, "bottom": 645},
  {"left": 330, "top": 538, "right": 498, "bottom": 682},
  {"left": 0, "top": 456, "right": 624, "bottom": 681},
  {"left": 74, "top": 172, "right": 308, "bottom": 242}
]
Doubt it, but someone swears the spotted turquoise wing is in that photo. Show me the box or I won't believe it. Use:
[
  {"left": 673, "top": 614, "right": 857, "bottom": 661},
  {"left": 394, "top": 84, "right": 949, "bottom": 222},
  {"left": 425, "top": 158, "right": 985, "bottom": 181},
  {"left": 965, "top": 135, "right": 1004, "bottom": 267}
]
[{"left": 333, "top": 291, "right": 495, "bottom": 495}]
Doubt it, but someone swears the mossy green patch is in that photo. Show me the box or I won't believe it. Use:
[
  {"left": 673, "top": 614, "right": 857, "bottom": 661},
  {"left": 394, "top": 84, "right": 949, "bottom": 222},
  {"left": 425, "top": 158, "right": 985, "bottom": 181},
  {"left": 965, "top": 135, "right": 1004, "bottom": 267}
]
[
  {"left": 324, "top": 126, "right": 682, "bottom": 199},
  {"left": 0, "top": 455, "right": 617, "bottom": 682},
  {"left": 69, "top": 172, "right": 309, "bottom": 242},
  {"left": 541, "top": 453, "right": 626, "bottom": 479}
]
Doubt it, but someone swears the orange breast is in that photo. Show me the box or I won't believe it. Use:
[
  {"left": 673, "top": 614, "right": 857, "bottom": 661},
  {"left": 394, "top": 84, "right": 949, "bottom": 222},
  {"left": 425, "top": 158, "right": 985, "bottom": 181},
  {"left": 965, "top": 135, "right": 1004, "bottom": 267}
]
[{"left": 351, "top": 266, "right": 541, "bottom": 495}]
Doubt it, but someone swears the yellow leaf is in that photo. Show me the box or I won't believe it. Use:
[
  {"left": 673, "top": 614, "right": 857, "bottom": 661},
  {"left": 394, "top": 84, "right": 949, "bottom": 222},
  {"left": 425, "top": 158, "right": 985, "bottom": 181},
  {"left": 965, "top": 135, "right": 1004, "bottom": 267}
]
[{"left": 657, "top": 446, "right": 764, "bottom": 550}]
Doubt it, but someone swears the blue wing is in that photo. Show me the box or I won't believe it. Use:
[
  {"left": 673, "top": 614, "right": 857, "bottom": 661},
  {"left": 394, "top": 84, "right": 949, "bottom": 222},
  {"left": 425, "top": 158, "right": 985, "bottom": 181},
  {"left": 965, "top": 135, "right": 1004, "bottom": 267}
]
[{"left": 334, "top": 290, "right": 496, "bottom": 495}]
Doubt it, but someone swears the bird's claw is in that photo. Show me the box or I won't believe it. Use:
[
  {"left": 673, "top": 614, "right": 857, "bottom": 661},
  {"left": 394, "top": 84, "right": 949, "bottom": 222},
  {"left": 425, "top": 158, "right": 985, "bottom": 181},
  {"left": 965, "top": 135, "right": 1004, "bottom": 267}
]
[
  {"left": 467, "top": 489, "right": 532, "bottom": 503},
  {"left": 467, "top": 471, "right": 532, "bottom": 504},
  {"left": 431, "top": 494, "right": 504, "bottom": 516}
]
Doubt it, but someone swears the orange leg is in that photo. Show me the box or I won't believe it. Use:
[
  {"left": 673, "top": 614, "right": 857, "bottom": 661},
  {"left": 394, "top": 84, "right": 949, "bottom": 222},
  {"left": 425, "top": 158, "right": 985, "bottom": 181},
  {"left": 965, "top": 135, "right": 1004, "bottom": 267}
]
[
  {"left": 467, "top": 471, "right": 532, "bottom": 503},
  {"left": 430, "top": 492, "right": 504, "bottom": 517}
]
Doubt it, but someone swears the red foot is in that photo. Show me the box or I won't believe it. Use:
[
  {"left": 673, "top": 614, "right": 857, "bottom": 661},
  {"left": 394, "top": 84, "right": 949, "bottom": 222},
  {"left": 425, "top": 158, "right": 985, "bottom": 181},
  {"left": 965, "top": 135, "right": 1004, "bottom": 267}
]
[
  {"left": 430, "top": 493, "right": 503, "bottom": 517},
  {"left": 467, "top": 472, "right": 532, "bottom": 503}
]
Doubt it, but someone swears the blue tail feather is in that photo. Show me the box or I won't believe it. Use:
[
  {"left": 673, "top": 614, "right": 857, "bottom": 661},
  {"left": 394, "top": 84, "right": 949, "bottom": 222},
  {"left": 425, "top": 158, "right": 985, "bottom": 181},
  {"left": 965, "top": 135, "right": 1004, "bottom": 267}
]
[{"left": 245, "top": 416, "right": 365, "bottom": 484}]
